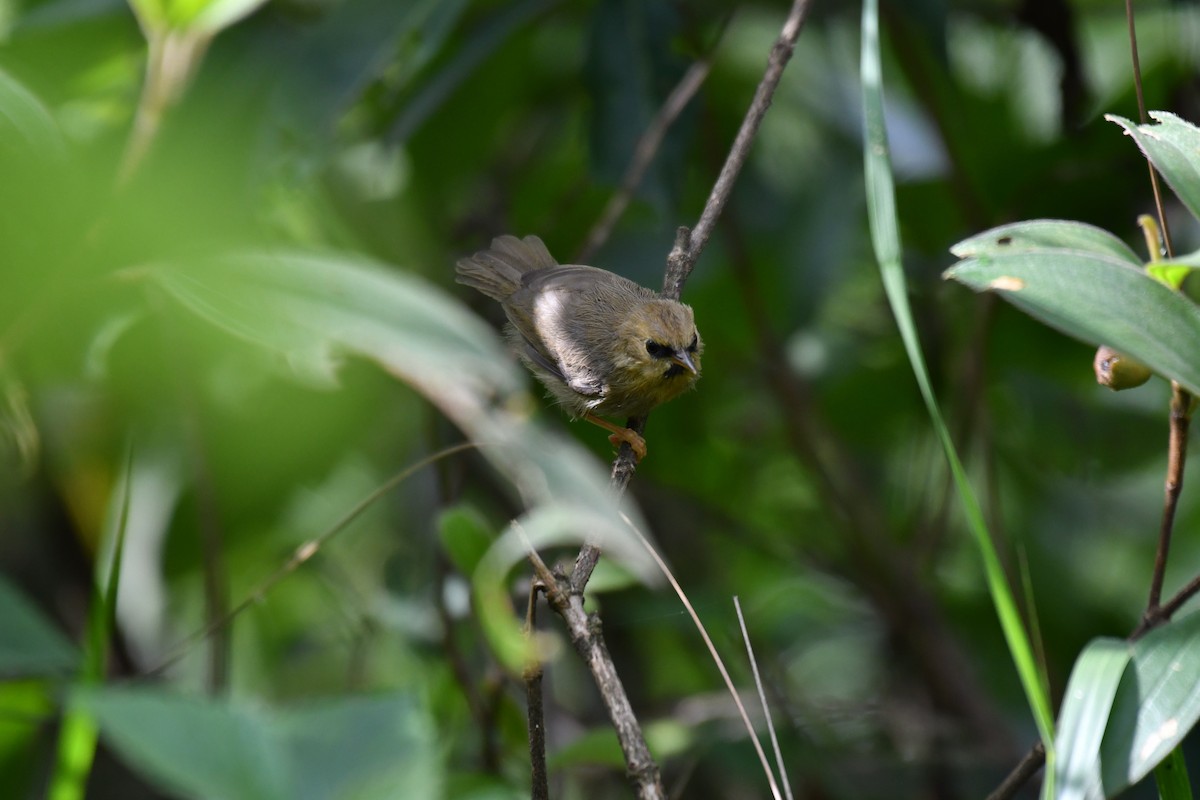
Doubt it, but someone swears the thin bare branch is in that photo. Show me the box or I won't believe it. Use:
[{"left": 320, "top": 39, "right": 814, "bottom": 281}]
[
  {"left": 1125, "top": 0, "right": 1174, "bottom": 259},
  {"left": 525, "top": 583, "right": 549, "bottom": 800},
  {"left": 663, "top": 0, "right": 814, "bottom": 302},
  {"left": 987, "top": 741, "right": 1045, "bottom": 800},
  {"left": 1146, "top": 383, "right": 1193, "bottom": 612},
  {"left": 577, "top": 57, "right": 717, "bottom": 264}
]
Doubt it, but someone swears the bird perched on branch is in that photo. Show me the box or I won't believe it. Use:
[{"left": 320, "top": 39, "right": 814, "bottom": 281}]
[{"left": 456, "top": 235, "right": 702, "bottom": 460}]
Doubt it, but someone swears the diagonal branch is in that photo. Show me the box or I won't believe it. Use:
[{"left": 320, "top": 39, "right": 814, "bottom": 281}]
[{"left": 523, "top": 4, "right": 817, "bottom": 798}]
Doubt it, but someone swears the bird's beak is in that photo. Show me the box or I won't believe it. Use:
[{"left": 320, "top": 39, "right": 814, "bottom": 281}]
[{"left": 670, "top": 349, "right": 698, "bottom": 375}]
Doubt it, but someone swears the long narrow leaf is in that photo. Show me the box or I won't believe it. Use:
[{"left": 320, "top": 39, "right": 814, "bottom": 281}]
[
  {"left": 860, "top": 0, "right": 1056, "bottom": 771},
  {"left": 1054, "top": 638, "right": 1132, "bottom": 800},
  {"left": 47, "top": 450, "right": 134, "bottom": 800}
]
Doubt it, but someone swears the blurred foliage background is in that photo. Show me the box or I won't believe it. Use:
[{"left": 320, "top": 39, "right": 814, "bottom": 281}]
[{"left": 3, "top": 0, "right": 1200, "bottom": 797}]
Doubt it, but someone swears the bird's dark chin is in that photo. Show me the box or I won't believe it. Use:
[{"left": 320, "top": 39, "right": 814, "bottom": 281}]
[{"left": 663, "top": 364, "right": 685, "bottom": 379}]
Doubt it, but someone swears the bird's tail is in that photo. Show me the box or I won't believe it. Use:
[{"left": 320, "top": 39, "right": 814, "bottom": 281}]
[{"left": 455, "top": 235, "right": 558, "bottom": 301}]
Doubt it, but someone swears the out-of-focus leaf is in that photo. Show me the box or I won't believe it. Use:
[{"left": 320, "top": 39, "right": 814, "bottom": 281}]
[
  {"left": 138, "top": 251, "right": 659, "bottom": 674},
  {"left": 0, "top": 576, "right": 78, "bottom": 678},
  {"left": 549, "top": 719, "right": 691, "bottom": 770},
  {"left": 1054, "top": 638, "right": 1131, "bottom": 800},
  {"left": 1145, "top": 247, "right": 1200, "bottom": 291},
  {"left": 0, "top": 67, "right": 66, "bottom": 161},
  {"left": 945, "top": 249, "right": 1200, "bottom": 395},
  {"left": 949, "top": 219, "right": 1141, "bottom": 266},
  {"left": 76, "top": 687, "right": 441, "bottom": 800},
  {"left": 277, "top": 694, "right": 442, "bottom": 800},
  {"left": 1101, "top": 611, "right": 1200, "bottom": 794},
  {"left": 437, "top": 504, "right": 495, "bottom": 577},
  {"left": 1108, "top": 112, "right": 1200, "bottom": 223},
  {"left": 127, "top": 0, "right": 265, "bottom": 34}
]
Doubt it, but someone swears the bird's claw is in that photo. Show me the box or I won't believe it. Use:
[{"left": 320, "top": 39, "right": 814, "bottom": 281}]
[{"left": 608, "top": 430, "right": 647, "bottom": 461}]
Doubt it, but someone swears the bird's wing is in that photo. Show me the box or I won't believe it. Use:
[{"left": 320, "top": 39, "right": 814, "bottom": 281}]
[{"left": 505, "top": 266, "right": 642, "bottom": 399}]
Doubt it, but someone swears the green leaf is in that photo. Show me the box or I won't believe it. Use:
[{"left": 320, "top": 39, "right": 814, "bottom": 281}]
[
  {"left": 437, "top": 504, "right": 495, "bottom": 577},
  {"left": 0, "top": 575, "right": 78, "bottom": 678},
  {"left": 1101, "top": 611, "right": 1200, "bottom": 794},
  {"left": 1108, "top": 112, "right": 1200, "bottom": 224},
  {"left": 76, "top": 687, "right": 441, "bottom": 800},
  {"left": 944, "top": 249, "right": 1200, "bottom": 395},
  {"left": 1146, "top": 247, "right": 1200, "bottom": 291},
  {"left": 0, "top": 67, "right": 66, "bottom": 162},
  {"left": 141, "top": 251, "right": 660, "bottom": 675},
  {"left": 949, "top": 219, "right": 1141, "bottom": 266},
  {"left": 1054, "top": 638, "right": 1131, "bottom": 800},
  {"left": 127, "top": 0, "right": 265, "bottom": 34},
  {"left": 1153, "top": 745, "right": 1194, "bottom": 800},
  {"left": 77, "top": 688, "right": 286, "bottom": 800}
]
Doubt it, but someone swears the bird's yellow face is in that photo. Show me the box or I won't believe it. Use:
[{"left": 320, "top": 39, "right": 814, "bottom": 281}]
[{"left": 611, "top": 300, "right": 702, "bottom": 412}]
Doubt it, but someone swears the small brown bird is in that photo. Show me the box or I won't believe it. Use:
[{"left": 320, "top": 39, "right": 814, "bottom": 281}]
[{"left": 456, "top": 235, "right": 702, "bottom": 460}]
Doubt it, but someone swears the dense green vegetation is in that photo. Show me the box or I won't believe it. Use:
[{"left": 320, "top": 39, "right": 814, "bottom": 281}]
[{"left": 4, "top": 0, "right": 1200, "bottom": 797}]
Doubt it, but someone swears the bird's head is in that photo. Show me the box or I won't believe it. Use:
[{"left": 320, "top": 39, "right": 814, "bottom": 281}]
[{"left": 615, "top": 299, "right": 703, "bottom": 402}]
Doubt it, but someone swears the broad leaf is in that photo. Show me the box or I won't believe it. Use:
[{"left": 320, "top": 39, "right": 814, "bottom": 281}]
[
  {"left": 138, "top": 251, "right": 659, "bottom": 673},
  {"left": 76, "top": 687, "right": 441, "bottom": 800},
  {"left": 0, "top": 575, "right": 78, "bottom": 677},
  {"left": 1101, "top": 611, "right": 1200, "bottom": 794},
  {"left": 1108, "top": 112, "right": 1200, "bottom": 224},
  {"left": 950, "top": 219, "right": 1141, "bottom": 266},
  {"left": 1054, "top": 638, "right": 1131, "bottom": 800},
  {"left": 944, "top": 249, "right": 1200, "bottom": 395}
]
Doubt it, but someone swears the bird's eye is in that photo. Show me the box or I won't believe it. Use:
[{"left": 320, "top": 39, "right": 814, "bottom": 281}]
[
  {"left": 687, "top": 333, "right": 699, "bottom": 353},
  {"left": 645, "top": 340, "right": 671, "bottom": 358}
]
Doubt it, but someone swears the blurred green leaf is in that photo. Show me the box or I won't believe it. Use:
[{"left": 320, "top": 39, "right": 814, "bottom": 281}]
[
  {"left": 1054, "top": 637, "right": 1130, "bottom": 800},
  {"left": 0, "top": 575, "right": 78, "bottom": 678},
  {"left": 127, "top": 0, "right": 266, "bottom": 34},
  {"left": 76, "top": 687, "right": 441, "bottom": 800},
  {"left": 1108, "top": 112, "right": 1200, "bottom": 223},
  {"left": 437, "top": 504, "right": 495, "bottom": 577},
  {"left": 945, "top": 246, "right": 1200, "bottom": 395},
  {"left": 949, "top": 219, "right": 1141, "bottom": 266},
  {"left": 1101, "top": 611, "right": 1200, "bottom": 795},
  {"left": 0, "top": 67, "right": 66, "bottom": 161}
]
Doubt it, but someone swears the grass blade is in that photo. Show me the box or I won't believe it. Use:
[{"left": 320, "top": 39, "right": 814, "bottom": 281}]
[{"left": 859, "top": 0, "right": 1056, "bottom": 771}]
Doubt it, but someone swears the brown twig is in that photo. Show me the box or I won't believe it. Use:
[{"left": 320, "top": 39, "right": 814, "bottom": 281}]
[
  {"left": 1125, "top": 0, "right": 1174, "bottom": 260},
  {"left": 526, "top": 545, "right": 667, "bottom": 798},
  {"left": 662, "top": 0, "right": 813, "bottom": 301},
  {"left": 525, "top": 581, "right": 549, "bottom": 800},
  {"left": 524, "top": 4, "right": 816, "bottom": 796},
  {"left": 987, "top": 741, "right": 1046, "bottom": 800},
  {"left": 576, "top": 56, "right": 718, "bottom": 264},
  {"left": 602, "top": 0, "right": 815, "bottom": 503},
  {"left": 1146, "top": 383, "right": 1193, "bottom": 613}
]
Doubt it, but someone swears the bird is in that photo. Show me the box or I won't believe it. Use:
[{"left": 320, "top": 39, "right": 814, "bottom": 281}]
[{"left": 456, "top": 234, "right": 702, "bottom": 460}]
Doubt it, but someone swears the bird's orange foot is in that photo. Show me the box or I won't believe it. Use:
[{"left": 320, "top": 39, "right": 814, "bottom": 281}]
[
  {"left": 583, "top": 413, "right": 647, "bottom": 461},
  {"left": 607, "top": 429, "right": 647, "bottom": 461}
]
